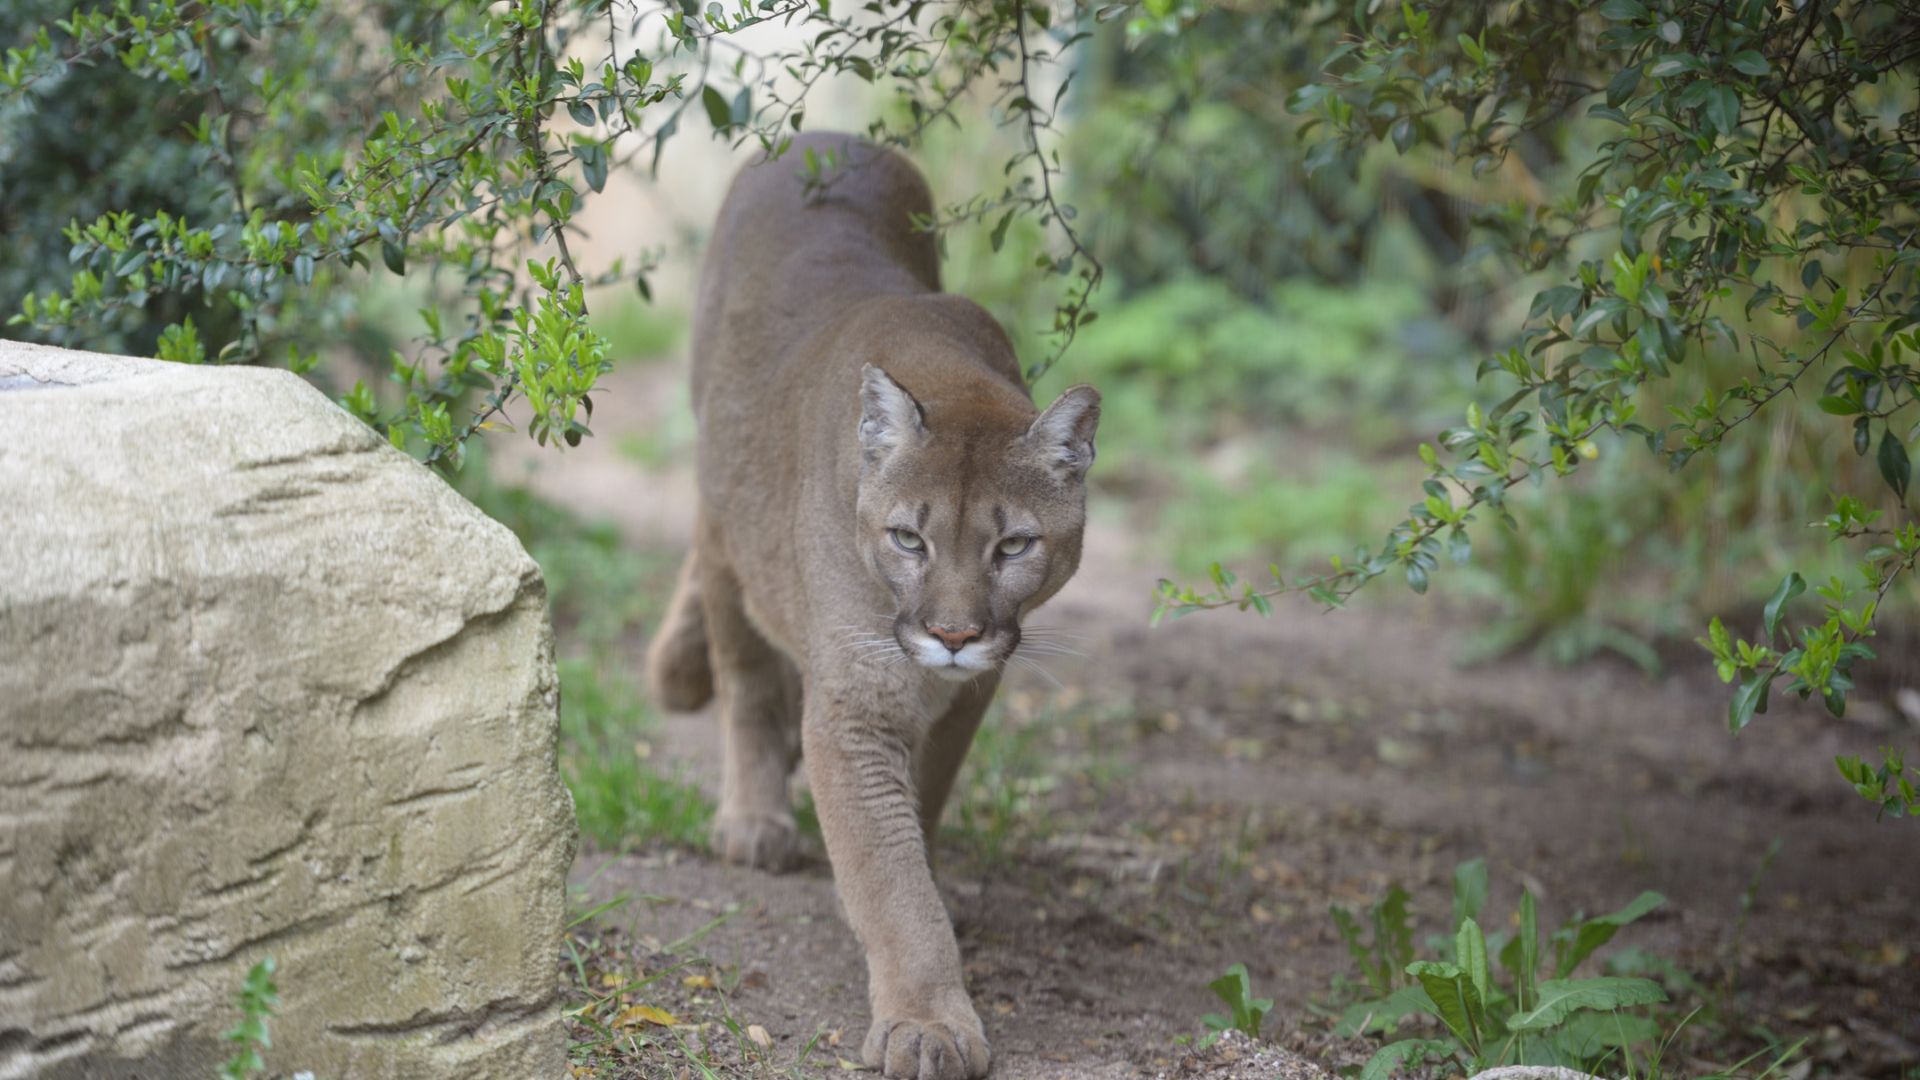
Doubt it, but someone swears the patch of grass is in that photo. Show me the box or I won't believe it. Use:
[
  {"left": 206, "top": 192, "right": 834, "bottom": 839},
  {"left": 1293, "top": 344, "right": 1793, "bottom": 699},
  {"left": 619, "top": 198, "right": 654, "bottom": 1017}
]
[
  {"left": 1158, "top": 454, "right": 1408, "bottom": 580},
  {"left": 615, "top": 385, "right": 697, "bottom": 469},
  {"left": 561, "top": 657, "right": 712, "bottom": 851},
  {"left": 461, "top": 477, "right": 670, "bottom": 643},
  {"left": 941, "top": 697, "right": 1121, "bottom": 862},
  {"left": 462, "top": 474, "right": 712, "bottom": 852},
  {"left": 589, "top": 292, "right": 685, "bottom": 364},
  {"left": 945, "top": 709, "right": 1060, "bottom": 862}
]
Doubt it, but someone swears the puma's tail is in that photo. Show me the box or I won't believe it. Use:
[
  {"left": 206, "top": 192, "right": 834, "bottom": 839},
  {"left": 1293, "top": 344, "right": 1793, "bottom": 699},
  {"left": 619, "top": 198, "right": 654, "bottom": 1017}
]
[{"left": 647, "top": 550, "right": 714, "bottom": 711}]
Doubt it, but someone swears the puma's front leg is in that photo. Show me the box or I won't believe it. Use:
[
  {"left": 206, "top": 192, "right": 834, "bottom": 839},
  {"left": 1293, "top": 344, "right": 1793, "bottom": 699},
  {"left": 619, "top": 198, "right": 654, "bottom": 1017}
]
[{"left": 803, "top": 686, "right": 989, "bottom": 1080}]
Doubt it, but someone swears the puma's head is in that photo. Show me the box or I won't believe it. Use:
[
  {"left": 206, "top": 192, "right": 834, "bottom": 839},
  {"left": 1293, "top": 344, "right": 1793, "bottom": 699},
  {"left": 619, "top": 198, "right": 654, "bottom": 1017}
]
[{"left": 854, "top": 363, "right": 1099, "bottom": 680}]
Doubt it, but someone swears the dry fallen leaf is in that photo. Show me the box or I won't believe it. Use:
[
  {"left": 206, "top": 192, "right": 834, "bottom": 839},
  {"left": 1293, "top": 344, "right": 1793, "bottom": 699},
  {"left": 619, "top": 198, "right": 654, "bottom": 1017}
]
[
  {"left": 746, "top": 1024, "right": 774, "bottom": 1049},
  {"left": 825, "top": 1027, "right": 843, "bottom": 1047},
  {"left": 836, "top": 1058, "right": 863, "bottom": 1071},
  {"left": 740, "top": 969, "right": 770, "bottom": 990},
  {"left": 682, "top": 973, "right": 714, "bottom": 990},
  {"left": 615, "top": 1004, "right": 682, "bottom": 1028}
]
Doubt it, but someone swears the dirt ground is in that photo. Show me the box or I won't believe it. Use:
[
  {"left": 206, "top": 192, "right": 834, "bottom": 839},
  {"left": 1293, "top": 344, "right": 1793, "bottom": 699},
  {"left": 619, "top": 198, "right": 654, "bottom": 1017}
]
[{"left": 512, "top": 363, "right": 1920, "bottom": 1079}]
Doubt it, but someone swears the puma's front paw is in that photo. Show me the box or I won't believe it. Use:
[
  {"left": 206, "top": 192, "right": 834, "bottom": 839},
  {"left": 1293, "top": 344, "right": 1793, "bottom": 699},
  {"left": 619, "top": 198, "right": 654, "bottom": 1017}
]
[
  {"left": 710, "top": 811, "right": 798, "bottom": 871},
  {"left": 862, "top": 998, "right": 990, "bottom": 1080}
]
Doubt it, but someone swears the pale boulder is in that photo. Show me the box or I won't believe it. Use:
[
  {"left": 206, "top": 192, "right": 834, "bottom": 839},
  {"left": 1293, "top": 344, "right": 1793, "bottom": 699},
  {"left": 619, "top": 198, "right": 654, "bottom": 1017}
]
[{"left": 0, "top": 341, "right": 575, "bottom": 1079}]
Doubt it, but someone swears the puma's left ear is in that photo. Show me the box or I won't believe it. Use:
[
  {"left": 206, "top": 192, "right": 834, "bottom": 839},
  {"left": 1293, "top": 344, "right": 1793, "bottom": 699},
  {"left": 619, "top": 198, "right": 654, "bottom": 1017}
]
[{"left": 1026, "top": 384, "right": 1100, "bottom": 480}]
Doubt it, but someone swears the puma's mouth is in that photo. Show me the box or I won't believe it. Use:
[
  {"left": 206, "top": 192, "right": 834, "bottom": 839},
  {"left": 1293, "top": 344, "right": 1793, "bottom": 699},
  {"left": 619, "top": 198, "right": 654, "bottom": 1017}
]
[{"left": 899, "top": 628, "right": 1004, "bottom": 679}]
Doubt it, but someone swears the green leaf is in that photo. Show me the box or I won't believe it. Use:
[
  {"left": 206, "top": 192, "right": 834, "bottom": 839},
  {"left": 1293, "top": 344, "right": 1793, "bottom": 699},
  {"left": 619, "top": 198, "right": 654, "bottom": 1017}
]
[
  {"left": 1729, "top": 50, "right": 1770, "bottom": 76},
  {"left": 1605, "top": 63, "right": 1642, "bottom": 106},
  {"left": 581, "top": 144, "right": 608, "bottom": 193},
  {"left": 1456, "top": 917, "right": 1491, "bottom": 1004},
  {"left": 381, "top": 239, "right": 406, "bottom": 276},
  {"left": 1507, "top": 976, "right": 1667, "bottom": 1031},
  {"left": 1762, "top": 572, "right": 1805, "bottom": 643},
  {"left": 989, "top": 210, "right": 1014, "bottom": 253},
  {"left": 1334, "top": 984, "right": 1438, "bottom": 1037},
  {"left": 701, "top": 84, "right": 732, "bottom": 130},
  {"left": 1390, "top": 116, "right": 1415, "bottom": 154},
  {"left": 1359, "top": 1039, "right": 1452, "bottom": 1080},
  {"left": 1704, "top": 85, "right": 1740, "bottom": 136},
  {"left": 1446, "top": 528, "right": 1472, "bottom": 565},
  {"left": 1879, "top": 429, "right": 1911, "bottom": 500},
  {"left": 1451, "top": 858, "right": 1488, "bottom": 931},
  {"left": 1206, "top": 963, "right": 1272, "bottom": 1038},
  {"left": 1515, "top": 890, "right": 1539, "bottom": 1009},
  {"left": 1553, "top": 891, "right": 1665, "bottom": 976},
  {"left": 1407, "top": 960, "right": 1481, "bottom": 1050},
  {"left": 1553, "top": 1008, "right": 1663, "bottom": 1054},
  {"left": 1572, "top": 297, "right": 1626, "bottom": 336},
  {"left": 1729, "top": 671, "right": 1772, "bottom": 733}
]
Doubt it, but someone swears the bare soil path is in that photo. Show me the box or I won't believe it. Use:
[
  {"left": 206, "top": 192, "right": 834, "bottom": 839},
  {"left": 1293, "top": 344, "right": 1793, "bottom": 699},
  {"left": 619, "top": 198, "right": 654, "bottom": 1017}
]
[{"left": 512, "top": 364, "right": 1920, "bottom": 1079}]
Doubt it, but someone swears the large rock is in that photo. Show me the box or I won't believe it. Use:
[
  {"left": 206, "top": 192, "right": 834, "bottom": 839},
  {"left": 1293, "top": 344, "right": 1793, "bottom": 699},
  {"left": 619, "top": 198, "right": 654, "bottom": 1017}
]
[{"left": 0, "top": 342, "right": 576, "bottom": 1078}]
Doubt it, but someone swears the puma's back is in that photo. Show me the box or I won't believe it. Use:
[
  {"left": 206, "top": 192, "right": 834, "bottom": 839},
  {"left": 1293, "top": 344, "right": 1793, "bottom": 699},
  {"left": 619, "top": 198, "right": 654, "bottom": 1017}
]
[
  {"left": 692, "top": 132, "right": 942, "bottom": 398},
  {"left": 647, "top": 133, "right": 1099, "bottom": 1080}
]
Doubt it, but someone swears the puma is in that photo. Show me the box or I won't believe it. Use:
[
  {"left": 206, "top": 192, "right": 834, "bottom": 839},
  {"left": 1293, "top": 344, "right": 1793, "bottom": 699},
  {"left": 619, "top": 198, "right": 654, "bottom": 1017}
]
[{"left": 644, "top": 132, "right": 1099, "bottom": 1080}]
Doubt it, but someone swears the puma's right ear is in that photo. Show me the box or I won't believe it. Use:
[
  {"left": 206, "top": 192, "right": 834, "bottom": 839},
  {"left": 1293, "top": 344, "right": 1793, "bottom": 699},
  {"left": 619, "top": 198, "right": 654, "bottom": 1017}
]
[{"left": 858, "top": 364, "right": 926, "bottom": 463}]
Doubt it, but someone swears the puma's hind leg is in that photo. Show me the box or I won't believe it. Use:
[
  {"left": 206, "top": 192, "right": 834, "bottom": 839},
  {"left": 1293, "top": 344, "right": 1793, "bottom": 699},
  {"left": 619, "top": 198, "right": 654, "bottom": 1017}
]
[
  {"left": 701, "top": 549, "right": 804, "bottom": 870},
  {"left": 647, "top": 548, "right": 715, "bottom": 712}
]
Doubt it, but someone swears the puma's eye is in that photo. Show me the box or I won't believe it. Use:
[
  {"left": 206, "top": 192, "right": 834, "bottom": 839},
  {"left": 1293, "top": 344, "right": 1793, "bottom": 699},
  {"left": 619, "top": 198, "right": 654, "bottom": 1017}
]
[
  {"left": 890, "top": 528, "right": 926, "bottom": 554},
  {"left": 997, "top": 535, "right": 1035, "bottom": 558}
]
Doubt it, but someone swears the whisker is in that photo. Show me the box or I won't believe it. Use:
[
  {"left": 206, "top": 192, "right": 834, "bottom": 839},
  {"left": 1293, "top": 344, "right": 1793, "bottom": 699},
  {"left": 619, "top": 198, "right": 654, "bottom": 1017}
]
[
  {"left": 1006, "top": 653, "right": 1064, "bottom": 691},
  {"left": 1016, "top": 643, "right": 1086, "bottom": 659},
  {"left": 1019, "top": 634, "right": 1096, "bottom": 648},
  {"left": 1019, "top": 625, "right": 1094, "bottom": 640},
  {"left": 848, "top": 644, "right": 905, "bottom": 657}
]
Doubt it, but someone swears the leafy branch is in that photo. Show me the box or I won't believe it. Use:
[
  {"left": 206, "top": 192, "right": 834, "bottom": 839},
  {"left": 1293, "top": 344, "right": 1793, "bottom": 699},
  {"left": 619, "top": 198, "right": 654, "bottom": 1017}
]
[{"left": 1150, "top": 0, "right": 1920, "bottom": 813}]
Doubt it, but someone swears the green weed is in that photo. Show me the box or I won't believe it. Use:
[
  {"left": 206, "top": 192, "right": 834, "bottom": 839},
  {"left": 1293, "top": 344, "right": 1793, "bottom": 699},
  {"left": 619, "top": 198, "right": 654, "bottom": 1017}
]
[
  {"left": 1202, "top": 963, "right": 1274, "bottom": 1041},
  {"left": 216, "top": 958, "right": 279, "bottom": 1080},
  {"left": 1330, "top": 859, "right": 1673, "bottom": 1079}
]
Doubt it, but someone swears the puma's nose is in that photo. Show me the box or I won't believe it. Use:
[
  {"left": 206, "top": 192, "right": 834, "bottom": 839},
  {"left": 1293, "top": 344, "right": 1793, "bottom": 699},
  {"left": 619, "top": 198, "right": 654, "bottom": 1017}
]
[{"left": 925, "top": 623, "right": 981, "bottom": 652}]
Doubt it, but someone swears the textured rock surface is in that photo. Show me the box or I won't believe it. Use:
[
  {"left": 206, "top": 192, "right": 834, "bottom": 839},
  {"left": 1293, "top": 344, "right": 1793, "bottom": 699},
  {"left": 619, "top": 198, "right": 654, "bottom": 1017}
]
[{"left": 0, "top": 341, "right": 575, "bottom": 1079}]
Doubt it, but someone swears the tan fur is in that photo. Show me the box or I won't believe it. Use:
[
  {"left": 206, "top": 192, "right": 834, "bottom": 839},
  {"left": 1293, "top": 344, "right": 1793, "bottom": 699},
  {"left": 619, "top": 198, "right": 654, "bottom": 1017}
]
[
  {"left": 646, "top": 549, "right": 715, "bottom": 711},
  {"left": 648, "top": 133, "right": 1098, "bottom": 1079}
]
